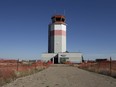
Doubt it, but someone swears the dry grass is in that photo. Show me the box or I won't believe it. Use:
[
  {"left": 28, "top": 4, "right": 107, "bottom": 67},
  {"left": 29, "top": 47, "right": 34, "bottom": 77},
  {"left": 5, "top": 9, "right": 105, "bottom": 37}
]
[
  {"left": 0, "top": 61, "right": 50, "bottom": 86},
  {"left": 78, "top": 60, "right": 116, "bottom": 78}
]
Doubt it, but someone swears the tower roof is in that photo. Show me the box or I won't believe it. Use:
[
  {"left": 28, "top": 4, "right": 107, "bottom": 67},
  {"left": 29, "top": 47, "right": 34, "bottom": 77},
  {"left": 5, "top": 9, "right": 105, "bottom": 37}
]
[
  {"left": 51, "top": 15, "right": 66, "bottom": 24},
  {"left": 51, "top": 15, "right": 65, "bottom": 19}
]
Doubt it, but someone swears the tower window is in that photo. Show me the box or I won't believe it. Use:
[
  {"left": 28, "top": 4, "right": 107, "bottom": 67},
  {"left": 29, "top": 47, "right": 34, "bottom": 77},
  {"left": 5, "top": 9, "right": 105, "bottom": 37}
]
[
  {"left": 56, "top": 18, "right": 61, "bottom": 21},
  {"left": 62, "top": 18, "right": 65, "bottom": 22}
]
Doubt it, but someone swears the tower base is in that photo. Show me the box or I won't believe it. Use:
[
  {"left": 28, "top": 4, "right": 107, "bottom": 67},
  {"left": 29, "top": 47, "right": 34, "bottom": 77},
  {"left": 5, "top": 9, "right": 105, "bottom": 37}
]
[{"left": 41, "top": 52, "right": 82, "bottom": 64}]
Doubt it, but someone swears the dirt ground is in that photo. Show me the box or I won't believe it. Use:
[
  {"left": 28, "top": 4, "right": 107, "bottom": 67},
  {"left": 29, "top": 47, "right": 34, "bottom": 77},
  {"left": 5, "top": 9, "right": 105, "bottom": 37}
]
[{"left": 2, "top": 64, "right": 116, "bottom": 87}]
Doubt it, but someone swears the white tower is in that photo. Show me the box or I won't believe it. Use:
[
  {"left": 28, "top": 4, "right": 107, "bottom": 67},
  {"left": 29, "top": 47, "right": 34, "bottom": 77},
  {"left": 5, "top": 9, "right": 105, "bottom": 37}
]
[{"left": 48, "top": 15, "right": 66, "bottom": 53}]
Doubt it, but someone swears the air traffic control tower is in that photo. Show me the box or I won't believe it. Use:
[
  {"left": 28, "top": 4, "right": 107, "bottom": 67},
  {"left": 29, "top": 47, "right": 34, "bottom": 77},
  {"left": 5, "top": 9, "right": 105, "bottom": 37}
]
[
  {"left": 42, "top": 15, "right": 82, "bottom": 64},
  {"left": 48, "top": 15, "right": 66, "bottom": 53}
]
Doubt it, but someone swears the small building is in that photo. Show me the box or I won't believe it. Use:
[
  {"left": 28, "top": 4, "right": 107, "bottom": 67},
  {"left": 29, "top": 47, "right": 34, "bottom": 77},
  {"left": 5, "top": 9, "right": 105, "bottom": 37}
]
[
  {"left": 95, "top": 59, "right": 107, "bottom": 62},
  {"left": 42, "top": 52, "right": 82, "bottom": 64}
]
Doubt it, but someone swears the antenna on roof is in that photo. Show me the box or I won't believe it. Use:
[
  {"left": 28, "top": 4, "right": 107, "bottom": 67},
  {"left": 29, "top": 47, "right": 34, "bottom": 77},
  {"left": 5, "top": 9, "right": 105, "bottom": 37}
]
[
  {"left": 63, "top": 9, "right": 66, "bottom": 16},
  {"left": 54, "top": 10, "right": 57, "bottom": 15}
]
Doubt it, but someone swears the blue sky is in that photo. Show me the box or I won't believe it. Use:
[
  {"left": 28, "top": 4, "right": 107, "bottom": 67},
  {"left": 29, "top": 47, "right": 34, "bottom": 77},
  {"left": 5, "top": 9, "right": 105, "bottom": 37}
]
[{"left": 0, "top": 0, "right": 116, "bottom": 60}]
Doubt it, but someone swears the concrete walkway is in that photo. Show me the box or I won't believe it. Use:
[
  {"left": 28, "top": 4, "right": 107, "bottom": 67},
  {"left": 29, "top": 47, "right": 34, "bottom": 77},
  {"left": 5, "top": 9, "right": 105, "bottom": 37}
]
[{"left": 2, "top": 64, "right": 116, "bottom": 87}]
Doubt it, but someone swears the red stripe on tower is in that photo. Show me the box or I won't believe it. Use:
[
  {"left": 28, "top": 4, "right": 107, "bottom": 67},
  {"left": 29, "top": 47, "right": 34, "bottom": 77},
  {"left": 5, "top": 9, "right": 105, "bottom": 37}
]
[{"left": 50, "top": 30, "right": 66, "bottom": 36}]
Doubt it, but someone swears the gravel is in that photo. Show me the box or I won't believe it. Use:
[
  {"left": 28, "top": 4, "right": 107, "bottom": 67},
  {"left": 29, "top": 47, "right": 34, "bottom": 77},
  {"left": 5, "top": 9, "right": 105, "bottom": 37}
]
[{"left": 2, "top": 64, "right": 116, "bottom": 87}]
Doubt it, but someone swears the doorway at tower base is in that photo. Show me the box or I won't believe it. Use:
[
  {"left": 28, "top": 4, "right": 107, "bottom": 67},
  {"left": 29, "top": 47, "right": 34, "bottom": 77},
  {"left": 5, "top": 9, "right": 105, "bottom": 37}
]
[
  {"left": 41, "top": 53, "right": 57, "bottom": 64},
  {"left": 41, "top": 52, "right": 83, "bottom": 64}
]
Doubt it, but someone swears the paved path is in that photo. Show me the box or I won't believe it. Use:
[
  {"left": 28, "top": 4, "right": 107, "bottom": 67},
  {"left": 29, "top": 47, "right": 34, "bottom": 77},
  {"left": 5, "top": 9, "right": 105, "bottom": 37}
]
[{"left": 2, "top": 64, "right": 116, "bottom": 87}]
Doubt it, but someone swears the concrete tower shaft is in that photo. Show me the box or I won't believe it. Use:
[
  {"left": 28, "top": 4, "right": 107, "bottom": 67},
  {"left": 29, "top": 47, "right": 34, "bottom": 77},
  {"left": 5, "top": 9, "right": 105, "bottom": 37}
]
[{"left": 48, "top": 15, "right": 66, "bottom": 53}]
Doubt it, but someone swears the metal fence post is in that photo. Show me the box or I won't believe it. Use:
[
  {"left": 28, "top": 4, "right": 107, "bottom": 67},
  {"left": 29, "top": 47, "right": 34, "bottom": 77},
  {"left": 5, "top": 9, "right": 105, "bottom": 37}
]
[
  {"left": 110, "top": 57, "right": 112, "bottom": 76},
  {"left": 35, "top": 61, "right": 36, "bottom": 70},
  {"left": 17, "top": 59, "right": 19, "bottom": 71}
]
